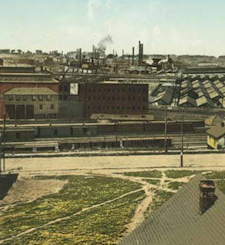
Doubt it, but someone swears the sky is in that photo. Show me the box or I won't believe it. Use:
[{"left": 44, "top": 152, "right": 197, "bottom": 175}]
[{"left": 0, "top": 0, "right": 225, "bottom": 56}]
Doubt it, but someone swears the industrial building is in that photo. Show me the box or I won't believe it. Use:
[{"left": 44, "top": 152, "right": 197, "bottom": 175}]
[
  {"left": 0, "top": 66, "right": 59, "bottom": 119},
  {"left": 79, "top": 82, "right": 149, "bottom": 118}
]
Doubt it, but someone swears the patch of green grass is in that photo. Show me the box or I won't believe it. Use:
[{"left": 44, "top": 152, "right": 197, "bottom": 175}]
[
  {"left": 0, "top": 175, "right": 142, "bottom": 241},
  {"left": 165, "top": 170, "right": 200, "bottom": 179},
  {"left": 204, "top": 171, "right": 225, "bottom": 180},
  {"left": 167, "top": 182, "right": 185, "bottom": 190},
  {"left": 3, "top": 191, "right": 145, "bottom": 245},
  {"left": 144, "top": 179, "right": 160, "bottom": 185},
  {"left": 123, "top": 170, "right": 162, "bottom": 178}
]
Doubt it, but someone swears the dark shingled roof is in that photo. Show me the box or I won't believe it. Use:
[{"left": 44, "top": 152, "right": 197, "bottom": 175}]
[{"left": 119, "top": 175, "right": 225, "bottom": 245}]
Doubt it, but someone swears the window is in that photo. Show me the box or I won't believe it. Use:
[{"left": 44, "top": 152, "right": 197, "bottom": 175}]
[
  {"left": 59, "top": 95, "right": 62, "bottom": 100},
  {"left": 63, "top": 95, "right": 67, "bottom": 100},
  {"left": 38, "top": 95, "right": 43, "bottom": 101},
  {"left": 50, "top": 104, "right": 54, "bottom": 110},
  {"left": 88, "top": 96, "right": 91, "bottom": 101},
  {"left": 16, "top": 132, "right": 21, "bottom": 139},
  {"left": 64, "top": 85, "right": 68, "bottom": 92},
  {"left": 47, "top": 95, "right": 51, "bottom": 101},
  {"left": 32, "top": 95, "right": 37, "bottom": 101},
  {"left": 22, "top": 96, "right": 27, "bottom": 101},
  {"left": 53, "top": 129, "right": 58, "bottom": 136},
  {"left": 8, "top": 95, "right": 13, "bottom": 101},
  {"left": 16, "top": 95, "right": 20, "bottom": 101},
  {"left": 143, "top": 106, "right": 146, "bottom": 110},
  {"left": 70, "top": 127, "right": 73, "bottom": 136},
  {"left": 39, "top": 105, "right": 43, "bottom": 110}
]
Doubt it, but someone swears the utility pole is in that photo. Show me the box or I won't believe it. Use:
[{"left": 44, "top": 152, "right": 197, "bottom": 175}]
[
  {"left": 2, "top": 114, "right": 6, "bottom": 172},
  {"left": 180, "top": 111, "right": 184, "bottom": 168},
  {"left": 164, "top": 105, "right": 168, "bottom": 153}
]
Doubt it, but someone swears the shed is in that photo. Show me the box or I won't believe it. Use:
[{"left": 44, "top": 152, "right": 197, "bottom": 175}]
[{"left": 207, "top": 125, "right": 225, "bottom": 149}]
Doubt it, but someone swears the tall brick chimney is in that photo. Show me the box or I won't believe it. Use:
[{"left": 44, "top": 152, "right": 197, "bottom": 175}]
[{"left": 199, "top": 180, "right": 217, "bottom": 214}]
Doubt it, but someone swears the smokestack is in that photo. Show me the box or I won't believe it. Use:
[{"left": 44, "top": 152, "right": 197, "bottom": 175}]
[
  {"left": 79, "top": 48, "right": 82, "bottom": 67},
  {"left": 138, "top": 41, "right": 143, "bottom": 66},
  {"left": 132, "top": 47, "right": 135, "bottom": 65},
  {"left": 199, "top": 180, "right": 217, "bottom": 214}
]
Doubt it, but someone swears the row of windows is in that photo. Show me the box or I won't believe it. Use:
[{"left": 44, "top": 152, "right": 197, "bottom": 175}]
[
  {"left": 87, "top": 105, "right": 146, "bottom": 110},
  {"left": 88, "top": 96, "right": 146, "bottom": 101},
  {"left": 4, "top": 95, "right": 56, "bottom": 101},
  {"left": 39, "top": 104, "right": 55, "bottom": 110},
  {"left": 87, "top": 88, "right": 147, "bottom": 93}
]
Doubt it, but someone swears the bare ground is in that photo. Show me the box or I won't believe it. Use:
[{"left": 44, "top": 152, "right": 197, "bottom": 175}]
[{"left": 0, "top": 177, "right": 67, "bottom": 207}]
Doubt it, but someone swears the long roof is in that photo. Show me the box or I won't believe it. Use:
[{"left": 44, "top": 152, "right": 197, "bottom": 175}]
[
  {"left": 4, "top": 87, "right": 58, "bottom": 95},
  {"left": 120, "top": 174, "right": 225, "bottom": 245}
]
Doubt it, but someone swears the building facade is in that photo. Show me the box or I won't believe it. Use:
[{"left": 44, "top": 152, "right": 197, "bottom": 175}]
[
  {"left": 79, "top": 82, "right": 148, "bottom": 118},
  {"left": 0, "top": 66, "right": 59, "bottom": 119},
  {"left": 3, "top": 88, "right": 58, "bottom": 119}
]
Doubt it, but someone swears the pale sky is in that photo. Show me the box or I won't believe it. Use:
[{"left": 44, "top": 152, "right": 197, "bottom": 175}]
[{"left": 0, "top": 0, "right": 224, "bottom": 56}]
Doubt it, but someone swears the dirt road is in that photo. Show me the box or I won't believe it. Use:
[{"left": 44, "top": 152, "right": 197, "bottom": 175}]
[{"left": 4, "top": 153, "right": 225, "bottom": 176}]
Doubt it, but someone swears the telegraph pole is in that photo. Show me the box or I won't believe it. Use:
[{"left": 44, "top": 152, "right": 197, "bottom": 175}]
[
  {"left": 164, "top": 105, "right": 168, "bottom": 153},
  {"left": 180, "top": 111, "right": 184, "bottom": 168}
]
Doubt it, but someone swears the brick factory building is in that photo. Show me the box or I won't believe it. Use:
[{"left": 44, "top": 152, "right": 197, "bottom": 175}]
[
  {"left": 0, "top": 66, "right": 59, "bottom": 119},
  {"left": 79, "top": 82, "right": 148, "bottom": 118}
]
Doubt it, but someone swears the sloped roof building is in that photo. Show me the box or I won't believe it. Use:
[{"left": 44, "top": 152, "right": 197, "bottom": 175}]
[{"left": 120, "top": 175, "right": 225, "bottom": 245}]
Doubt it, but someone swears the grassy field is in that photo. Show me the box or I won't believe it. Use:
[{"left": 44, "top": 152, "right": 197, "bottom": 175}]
[
  {"left": 0, "top": 175, "right": 144, "bottom": 245},
  {"left": 204, "top": 171, "right": 225, "bottom": 194},
  {"left": 122, "top": 170, "right": 162, "bottom": 178},
  {"left": 165, "top": 170, "right": 200, "bottom": 178},
  {"left": 167, "top": 182, "right": 185, "bottom": 190},
  {"left": 144, "top": 179, "right": 161, "bottom": 185}
]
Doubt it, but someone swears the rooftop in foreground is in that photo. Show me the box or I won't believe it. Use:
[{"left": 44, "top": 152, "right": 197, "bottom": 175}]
[{"left": 120, "top": 174, "right": 225, "bottom": 245}]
